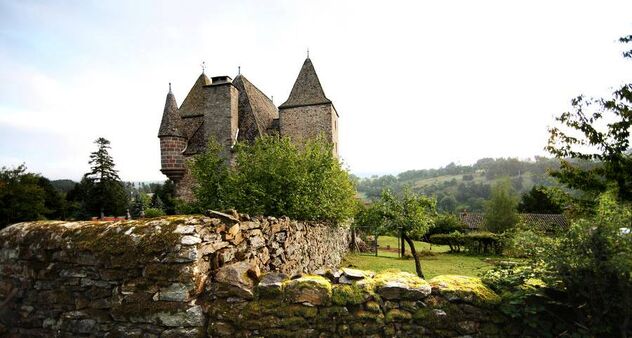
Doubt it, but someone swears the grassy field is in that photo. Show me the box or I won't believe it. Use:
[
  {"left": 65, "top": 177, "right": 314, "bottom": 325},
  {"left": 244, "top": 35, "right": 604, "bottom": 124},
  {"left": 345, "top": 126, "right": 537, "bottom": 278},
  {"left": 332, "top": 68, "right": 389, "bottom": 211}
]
[{"left": 342, "top": 236, "right": 496, "bottom": 279}]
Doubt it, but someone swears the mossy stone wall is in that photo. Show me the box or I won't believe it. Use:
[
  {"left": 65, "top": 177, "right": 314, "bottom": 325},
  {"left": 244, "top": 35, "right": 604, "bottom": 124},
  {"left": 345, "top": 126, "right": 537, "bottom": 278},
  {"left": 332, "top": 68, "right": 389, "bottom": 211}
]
[{"left": 0, "top": 213, "right": 349, "bottom": 336}]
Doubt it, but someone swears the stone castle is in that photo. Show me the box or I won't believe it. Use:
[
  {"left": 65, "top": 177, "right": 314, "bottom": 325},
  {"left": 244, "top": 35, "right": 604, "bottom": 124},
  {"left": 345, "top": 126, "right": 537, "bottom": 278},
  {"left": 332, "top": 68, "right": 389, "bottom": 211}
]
[{"left": 158, "top": 57, "right": 339, "bottom": 200}]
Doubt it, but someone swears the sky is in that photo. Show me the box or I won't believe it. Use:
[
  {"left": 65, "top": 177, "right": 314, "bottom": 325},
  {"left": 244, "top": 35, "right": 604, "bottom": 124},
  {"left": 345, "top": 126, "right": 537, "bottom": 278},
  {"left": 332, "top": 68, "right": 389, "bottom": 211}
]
[{"left": 1, "top": 0, "right": 631, "bottom": 181}]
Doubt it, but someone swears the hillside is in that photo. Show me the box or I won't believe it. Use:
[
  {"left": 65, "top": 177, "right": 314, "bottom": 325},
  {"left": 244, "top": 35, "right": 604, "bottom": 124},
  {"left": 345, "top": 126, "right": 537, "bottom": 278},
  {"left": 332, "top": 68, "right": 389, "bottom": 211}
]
[{"left": 355, "top": 157, "right": 562, "bottom": 212}]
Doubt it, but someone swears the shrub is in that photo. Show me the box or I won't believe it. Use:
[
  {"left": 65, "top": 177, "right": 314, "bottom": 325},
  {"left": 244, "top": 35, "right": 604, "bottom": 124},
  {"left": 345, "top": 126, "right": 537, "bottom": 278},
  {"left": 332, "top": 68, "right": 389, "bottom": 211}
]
[
  {"left": 542, "top": 191, "right": 632, "bottom": 336},
  {"left": 143, "top": 208, "right": 166, "bottom": 218},
  {"left": 503, "top": 226, "right": 558, "bottom": 258},
  {"left": 429, "top": 231, "right": 502, "bottom": 254},
  {"left": 429, "top": 231, "right": 465, "bottom": 252},
  {"left": 426, "top": 213, "right": 466, "bottom": 238}
]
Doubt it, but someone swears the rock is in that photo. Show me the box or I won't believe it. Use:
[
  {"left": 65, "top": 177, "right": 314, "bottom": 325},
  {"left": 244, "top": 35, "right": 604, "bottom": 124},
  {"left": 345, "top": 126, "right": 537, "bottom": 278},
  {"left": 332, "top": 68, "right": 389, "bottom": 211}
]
[
  {"left": 285, "top": 275, "right": 332, "bottom": 306},
  {"left": 428, "top": 275, "right": 500, "bottom": 306},
  {"left": 374, "top": 271, "right": 431, "bottom": 300},
  {"left": 342, "top": 267, "right": 373, "bottom": 280},
  {"left": 214, "top": 261, "right": 258, "bottom": 299},
  {"left": 256, "top": 272, "right": 288, "bottom": 298},
  {"left": 227, "top": 224, "right": 240, "bottom": 238},
  {"left": 249, "top": 235, "right": 266, "bottom": 249},
  {"left": 157, "top": 283, "right": 191, "bottom": 302},
  {"left": 161, "top": 327, "right": 205, "bottom": 338},
  {"left": 180, "top": 235, "right": 201, "bottom": 245},
  {"left": 206, "top": 210, "right": 239, "bottom": 223},
  {"left": 174, "top": 224, "right": 196, "bottom": 235},
  {"left": 157, "top": 305, "right": 204, "bottom": 327}
]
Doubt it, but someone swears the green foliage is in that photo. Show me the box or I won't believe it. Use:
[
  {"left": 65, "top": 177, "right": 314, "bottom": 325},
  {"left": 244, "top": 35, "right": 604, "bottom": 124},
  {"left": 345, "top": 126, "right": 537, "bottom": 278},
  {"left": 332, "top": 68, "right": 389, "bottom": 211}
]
[
  {"left": 143, "top": 208, "right": 166, "bottom": 218},
  {"left": 190, "top": 136, "right": 357, "bottom": 222},
  {"left": 547, "top": 37, "right": 632, "bottom": 202},
  {"left": 429, "top": 231, "right": 503, "bottom": 254},
  {"left": 189, "top": 138, "right": 230, "bottom": 211},
  {"left": 543, "top": 191, "right": 632, "bottom": 336},
  {"left": 376, "top": 189, "right": 436, "bottom": 277},
  {"left": 0, "top": 164, "right": 48, "bottom": 228},
  {"left": 153, "top": 180, "right": 176, "bottom": 215},
  {"left": 502, "top": 227, "right": 557, "bottom": 258},
  {"left": 518, "top": 185, "right": 563, "bottom": 214},
  {"left": 69, "top": 137, "right": 129, "bottom": 218},
  {"left": 427, "top": 213, "right": 467, "bottom": 237},
  {"left": 483, "top": 178, "right": 519, "bottom": 233},
  {"left": 437, "top": 195, "right": 457, "bottom": 212}
]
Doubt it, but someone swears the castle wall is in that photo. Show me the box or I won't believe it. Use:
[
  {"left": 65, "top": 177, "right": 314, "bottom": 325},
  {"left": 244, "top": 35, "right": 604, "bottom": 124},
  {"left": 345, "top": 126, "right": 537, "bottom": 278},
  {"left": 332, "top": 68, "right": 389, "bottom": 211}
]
[
  {"left": 0, "top": 214, "right": 349, "bottom": 336},
  {"left": 279, "top": 103, "right": 338, "bottom": 156}
]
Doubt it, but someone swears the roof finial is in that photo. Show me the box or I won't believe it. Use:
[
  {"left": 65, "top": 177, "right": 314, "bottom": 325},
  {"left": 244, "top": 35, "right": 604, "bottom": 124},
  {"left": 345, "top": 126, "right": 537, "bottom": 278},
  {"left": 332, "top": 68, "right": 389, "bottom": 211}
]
[
  {"left": 238, "top": 65, "right": 241, "bottom": 75},
  {"left": 307, "top": 48, "right": 309, "bottom": 59},
  {"left": 271, "top": 95, "right": 274, "bottom": 103},
  {"left": 168, "top": 82, "right": 172, "bottom": 93},
  {"left": 201, "top": 61, "right": 206, "bottom": 74}
]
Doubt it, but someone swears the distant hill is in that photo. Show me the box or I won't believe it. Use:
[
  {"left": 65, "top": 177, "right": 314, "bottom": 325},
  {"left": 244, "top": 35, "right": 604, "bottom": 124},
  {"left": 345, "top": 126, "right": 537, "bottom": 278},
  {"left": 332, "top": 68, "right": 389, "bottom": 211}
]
[
  {"left": 355, "top": 157, "right": 562, "bottom": 212},
  {"left": 50, "top": 179, "right": 77, "bottom": 193}
]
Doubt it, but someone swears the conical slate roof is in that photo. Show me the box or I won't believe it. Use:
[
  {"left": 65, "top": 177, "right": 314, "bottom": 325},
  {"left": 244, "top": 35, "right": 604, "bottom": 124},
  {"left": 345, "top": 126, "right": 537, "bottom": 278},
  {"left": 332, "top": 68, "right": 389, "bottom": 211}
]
[
  {"left": 233, "top": 75, "right": 278, "bottom": 142},
  {"left": 179, "top": 73, "right": 211, "bottom": 117},
  {"left": 158, "top": 85, "right": 184, "bottom": 137},
  {"left": 279, "top": 58, "right": 331, "bottom": 109}
]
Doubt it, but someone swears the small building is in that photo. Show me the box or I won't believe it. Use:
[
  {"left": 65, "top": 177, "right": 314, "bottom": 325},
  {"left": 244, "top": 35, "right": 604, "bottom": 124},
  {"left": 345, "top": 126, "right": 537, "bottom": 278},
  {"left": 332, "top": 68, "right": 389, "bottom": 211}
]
[{"left": 158, "top": 57, "right": 340, "bottom": 200}]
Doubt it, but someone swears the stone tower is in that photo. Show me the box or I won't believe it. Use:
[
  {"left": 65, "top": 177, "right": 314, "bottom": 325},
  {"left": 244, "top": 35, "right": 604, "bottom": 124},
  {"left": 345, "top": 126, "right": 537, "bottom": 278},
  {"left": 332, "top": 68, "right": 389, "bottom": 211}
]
[
  {"left": 279, "top": 57, "right": 339, "bottom": 156},
  {"left": 157, "top": 84, "right": 186, "bottom": 184},
  {"left": 158, "top": 57, "right": 339, "bottom": 200}
]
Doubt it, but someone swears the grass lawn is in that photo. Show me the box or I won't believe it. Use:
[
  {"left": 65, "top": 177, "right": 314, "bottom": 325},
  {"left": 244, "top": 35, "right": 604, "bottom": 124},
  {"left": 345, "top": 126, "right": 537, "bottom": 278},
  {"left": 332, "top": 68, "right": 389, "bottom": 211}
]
[{"left": 342, "top": 236, "right": 496, "bottom": 279}]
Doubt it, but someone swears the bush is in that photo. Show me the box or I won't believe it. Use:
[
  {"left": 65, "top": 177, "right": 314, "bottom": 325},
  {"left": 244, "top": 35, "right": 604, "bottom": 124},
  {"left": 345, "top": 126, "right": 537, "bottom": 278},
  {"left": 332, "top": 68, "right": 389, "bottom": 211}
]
[
  {"left": 143, "top": 208, "right": 166, "bottom": 218},
  {"left": 190, "top": 136, "right": 357, "bottom": 223},
  {"left": 429, "top": 231, "right": 502, "bottom": 254},
  {"left": 542, "top": 191, "right": 632, "bottom": 336},
  {"left": 503, "top": 225, "right": 558, "bottom": 258},
  {"left": 426, "top": 213, "right": 466, "bottom": 238}
]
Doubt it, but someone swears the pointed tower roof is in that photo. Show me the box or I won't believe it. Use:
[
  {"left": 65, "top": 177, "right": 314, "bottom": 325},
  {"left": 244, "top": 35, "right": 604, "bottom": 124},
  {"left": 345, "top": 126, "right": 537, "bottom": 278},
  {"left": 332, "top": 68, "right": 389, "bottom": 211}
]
[
  {"left": 158, "top": 84, "right": 184, "bottom": 137},
  {"left": 279, "top": 58, "right": 332, "bottom": 109},
  {"left": 179, "top": 73, "right": 212, "bottom": 117},
  {"left": 233, "top": 74, "right": 279, "bottom": 141}
]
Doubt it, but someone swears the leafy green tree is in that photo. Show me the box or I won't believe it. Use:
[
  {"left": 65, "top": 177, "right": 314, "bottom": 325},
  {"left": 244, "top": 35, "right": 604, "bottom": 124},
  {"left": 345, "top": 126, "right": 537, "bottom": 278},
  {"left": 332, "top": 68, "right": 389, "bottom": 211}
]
[
  {"left": 544, "top": 191, "right": 632, "bottom": 336},
  {"left": 191, "top": 136, "right": 356, "bottom": 223},
  {"left": 81, "top": 138, "right": 129, "bottom": 218},
  {"left": 517, "top": 185, "right": 563, "bottom": 214},
  {"left": 438, "top": 195, "right": 457, "bottom": 213},
  {"left": 0, "top": 164, "right": 47, "bottom": 228},
  {"left": 546, "top": 34, "right": 632, "bottom": 202},
  {"left": 378, "top": 189, "right": 436, "bottom": 278},
  {"left": 483, "top": 178, "right": 519, "bottom": 233},
  {"left": 154, "top": 180, "right": 176, "bottom": 215},
  {"left": 190, "top": 138, "right": 231, "bottom": 211}
]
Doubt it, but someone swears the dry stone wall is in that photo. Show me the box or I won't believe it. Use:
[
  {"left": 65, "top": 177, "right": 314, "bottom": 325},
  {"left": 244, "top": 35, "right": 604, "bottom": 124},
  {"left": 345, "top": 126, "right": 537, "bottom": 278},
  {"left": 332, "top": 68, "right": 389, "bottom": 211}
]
[{"left": 0, "top": 213, "right": 349, "bottom": 336}]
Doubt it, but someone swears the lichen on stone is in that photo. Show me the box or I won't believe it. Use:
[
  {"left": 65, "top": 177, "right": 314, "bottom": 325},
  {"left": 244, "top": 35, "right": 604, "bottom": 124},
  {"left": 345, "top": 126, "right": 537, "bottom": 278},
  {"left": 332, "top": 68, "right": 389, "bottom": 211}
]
[{"left": 429, "top": 275, "right": 500, "bottom": 306}]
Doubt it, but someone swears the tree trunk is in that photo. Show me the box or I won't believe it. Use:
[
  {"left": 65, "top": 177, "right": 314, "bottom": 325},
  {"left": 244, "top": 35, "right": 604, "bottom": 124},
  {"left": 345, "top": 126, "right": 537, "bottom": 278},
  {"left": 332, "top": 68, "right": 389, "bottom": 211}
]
[
  {"left": 350, "top": 227, "right": 357, "bottom": 252},
  {"left": 403, "top": 233, "right": 425, "bottom": 279},
  {"left": 400, "top": 231, "right": 406, "bottom": 257}
]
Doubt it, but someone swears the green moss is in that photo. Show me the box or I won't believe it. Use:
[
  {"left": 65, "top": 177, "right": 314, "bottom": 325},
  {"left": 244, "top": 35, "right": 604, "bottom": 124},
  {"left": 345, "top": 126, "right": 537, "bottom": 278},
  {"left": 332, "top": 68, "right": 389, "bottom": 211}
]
[
  {"left": 332, "top": 283, "right": 369, "bottom": 305},
  {"left": 276, "top": 304, "right": 318, "bottom": 318},
  {"left": 277, "top": 316, "right": 307, "bottom": 328},
  {"left": 365, "top": 301, "right": 382, "bottom": 313},
  {"left": 385, "top": 309, "right": 412, "bottom": 322},
  {"left": 111, "top": 292, "right": 186, "bottom": 318},
  {"left": 283, "top": 275, "right": 332, "bottom": 305},
  {"left": 355, "top": 309, "right": 384, "bottom": 323},
  {"left": 242, "top": 300, "right": 282, "bottom": 318},
  {"left": 373, "top": 269, "right": 429, "bottom": 290},
  {"left": 429, "top": 275, "right": 501, "bottom": 306}
]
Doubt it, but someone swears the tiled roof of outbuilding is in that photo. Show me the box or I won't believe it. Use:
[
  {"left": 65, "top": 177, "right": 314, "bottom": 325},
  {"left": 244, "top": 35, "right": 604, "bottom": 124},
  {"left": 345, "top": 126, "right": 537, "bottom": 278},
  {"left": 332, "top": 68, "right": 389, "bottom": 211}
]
[
  {"left": 279, "top": 58, "right": 331, "bottom": 109},
  {"left": 458, "top": 212, "right": 569, "bottom": 232}
]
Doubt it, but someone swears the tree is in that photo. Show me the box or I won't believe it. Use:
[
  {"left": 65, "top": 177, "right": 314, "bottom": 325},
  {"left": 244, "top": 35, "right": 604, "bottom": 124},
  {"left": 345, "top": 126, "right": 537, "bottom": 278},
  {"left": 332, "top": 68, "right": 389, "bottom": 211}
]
[
  {"left": 546, "top": 34, "right": 632, "bottom": 202},
  {"left": 518, "top": 185, "right": 563, "bottom": 214},
  {"left": 81, "top": 138, "right": 129, "bottom": 218},
  {"left": 0, "top": 164, "right": 47, "bottom": 228},
  {"left": 378, "top": 189, "right": 436, "bottom": 278},
  {"left": 438, "top": 195, "right": 457, "bottom": 213},
  {"left": 190, "top": 136, "right": 357, "bottom": 223},
  {"left": 484, "top": 178, "right": 518, "bottom": 233}
]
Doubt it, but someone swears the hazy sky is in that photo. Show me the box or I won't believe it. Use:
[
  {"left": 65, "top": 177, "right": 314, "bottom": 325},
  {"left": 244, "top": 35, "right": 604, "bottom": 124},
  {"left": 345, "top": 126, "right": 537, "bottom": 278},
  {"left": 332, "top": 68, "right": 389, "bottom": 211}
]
[{"left": 1, "top": 0, "right": 631, "bottom": 181}]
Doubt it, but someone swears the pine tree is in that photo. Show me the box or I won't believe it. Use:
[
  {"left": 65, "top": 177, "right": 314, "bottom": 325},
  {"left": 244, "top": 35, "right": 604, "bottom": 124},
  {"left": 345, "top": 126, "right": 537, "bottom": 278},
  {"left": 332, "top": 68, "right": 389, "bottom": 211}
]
[{"left": 82, "top": 138, "right": 129, "bottom": 218}]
